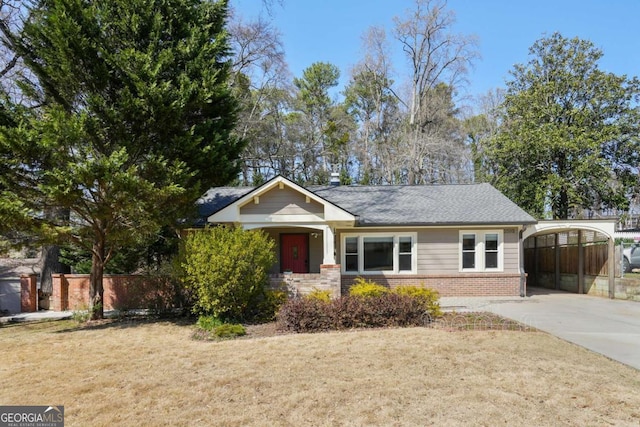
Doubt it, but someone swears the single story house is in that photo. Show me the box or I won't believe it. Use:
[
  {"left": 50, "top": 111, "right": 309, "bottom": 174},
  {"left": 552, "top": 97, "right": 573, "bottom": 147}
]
[{"left": 198, "top": 174, "right": 537, "bottom": 298}]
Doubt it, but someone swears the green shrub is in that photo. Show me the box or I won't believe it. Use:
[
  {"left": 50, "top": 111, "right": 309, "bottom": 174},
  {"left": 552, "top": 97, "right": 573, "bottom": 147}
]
[
  {"left": 178, "top": 226, "right": 276, "bottom": 321},
  {"left": 348, "top": 277, "right": 389, "bottom": 298},
  {"left": 393, "top": 285, "right": 442, "bottom": 317},
  {"left": 194, "top": 316, "right": 246, "bottom": 340},
  {"left": 196, "top": 315, "right": 224, "bottom": 331},
  {"left": 213, "top": 323, "right": 246, "bottom": 338},
  {"left": 250, "top": 289, "right": 288, "bottom": 322},
  {"left": 305, "top": 288, "right": 332, "bottom": 303}
]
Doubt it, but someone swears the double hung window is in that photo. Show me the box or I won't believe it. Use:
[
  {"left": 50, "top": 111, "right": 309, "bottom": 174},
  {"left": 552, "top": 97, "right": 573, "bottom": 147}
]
[
  {"left": 460, "top": 231, "right": 503, "bottom": 271},
  {"left": 343, "top": 233, "right": 416, "bottom": 274}
]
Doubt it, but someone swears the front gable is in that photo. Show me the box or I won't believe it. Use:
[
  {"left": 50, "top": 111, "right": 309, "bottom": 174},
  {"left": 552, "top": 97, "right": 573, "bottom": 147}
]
[
  {"left": 239, "top": 185, "right": 324, "bottom": 218},
  {"left": 207, "top": 175, "right": 356, "bottom": 226}
]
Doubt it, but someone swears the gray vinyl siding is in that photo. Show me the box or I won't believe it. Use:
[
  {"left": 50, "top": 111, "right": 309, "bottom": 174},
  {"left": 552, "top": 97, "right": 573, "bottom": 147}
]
[
  {"left": 240, "top": 186, "right": 323, "bottom": 216},
  {"left": 418, "top": 229, "right": 459, "bottom": 274},
  {"left": 309, "top": 232, "right": 323, "bottom": 272},
  {"left": 336, "top": 227, "right": 521, "bottom": 275},
  {"left": 502, "top": 228, "right": 520, "bottom": 272}
]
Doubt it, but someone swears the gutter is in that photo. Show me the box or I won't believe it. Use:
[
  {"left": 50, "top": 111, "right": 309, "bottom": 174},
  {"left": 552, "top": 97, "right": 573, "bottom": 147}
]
[{"left": 519, "top": 228, "right": 526, "bottom": 297}]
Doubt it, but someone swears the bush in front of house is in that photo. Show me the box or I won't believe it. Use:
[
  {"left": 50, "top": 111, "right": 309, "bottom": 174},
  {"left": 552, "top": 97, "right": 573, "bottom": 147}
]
[
  {"left": 348, "top": 277, "right": 389, "bottom": 298},
  {"left": 246, "top": 289, "right": 288, "bottom": 322},
  {"left": 194, "top": 315, "right": 246, "bottom": 340},
  {"left": 305, "top": 288, "right": 332, "bottom": 303},
  {"left": 276, "top": 293, "right": 434, "bottom": 333},
  {"left": 212, "top": 323, "right": 246, "bottom": 338},
  {"left": 178, "top": 226, "right": 276, "bottom": 321},
  {"left": 276, "top": 297, "right": 334, "bottom": 332},
  {"left": 393, "top": 285, "right": 442, "bottom": 317}
]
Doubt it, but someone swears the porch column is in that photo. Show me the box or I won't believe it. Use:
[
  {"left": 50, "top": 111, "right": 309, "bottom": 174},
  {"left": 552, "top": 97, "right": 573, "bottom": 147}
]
[{"left": 323, "top": 225, "right": 336, "bottom": 265}]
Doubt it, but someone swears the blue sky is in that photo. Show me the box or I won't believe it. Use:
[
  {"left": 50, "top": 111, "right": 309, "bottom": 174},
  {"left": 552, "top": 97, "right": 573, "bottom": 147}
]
[{"left": 231, "top": 0, "right": 640, "bottom": 105}]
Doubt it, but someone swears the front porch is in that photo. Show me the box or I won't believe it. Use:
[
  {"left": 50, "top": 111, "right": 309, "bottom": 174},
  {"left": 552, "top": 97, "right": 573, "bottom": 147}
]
[
  {"left": 255, "top": 226, "right": 341, "bottom": 298},
  {"left": 260, "top": 227, "right": 334, "bottom": 274},
  {"left": 269, "top": 264, "right": 341, "bottom": 298},
  {"left": 204, "top": 175, "right": 356, "bottom": 298}
]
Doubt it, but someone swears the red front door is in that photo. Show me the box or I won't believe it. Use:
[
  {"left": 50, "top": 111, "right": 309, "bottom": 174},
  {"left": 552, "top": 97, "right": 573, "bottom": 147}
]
[{"left": 281, "top": 234, "right": 309, "bottom": 273}]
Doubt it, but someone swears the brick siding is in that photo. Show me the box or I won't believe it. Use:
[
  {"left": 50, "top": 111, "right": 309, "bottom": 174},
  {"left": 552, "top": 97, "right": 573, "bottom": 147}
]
[{"left": 341, "top": 273, "right": 523, "bottom": 297}]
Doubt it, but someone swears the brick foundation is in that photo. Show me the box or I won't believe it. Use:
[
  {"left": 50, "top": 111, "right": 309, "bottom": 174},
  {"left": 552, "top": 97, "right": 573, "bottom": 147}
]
[
  {"left": 341, "top": 273, "right": 523, "bottom": 297},
  {"left": 269, "top": 264, "right": 342, "bottom": 298}
]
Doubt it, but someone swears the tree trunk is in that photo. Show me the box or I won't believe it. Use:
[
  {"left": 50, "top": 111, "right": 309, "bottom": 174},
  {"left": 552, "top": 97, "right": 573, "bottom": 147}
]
[
  {"left": 39, "top": 208, "right": 70, "bottom": 301},
  {"left": 557, "top": 188, "right": 570, "bottom": 220},
  {"left": 89, "top": 240, "right": 105, "bottom": 320},
  {"left": 39, "top": 244, "right": 70, "bottom": 306}
]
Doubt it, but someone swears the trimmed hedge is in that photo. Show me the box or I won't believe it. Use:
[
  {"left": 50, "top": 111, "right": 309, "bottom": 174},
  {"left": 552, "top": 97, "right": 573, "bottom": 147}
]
[{"left": 277, "top": 293, "right": 435, "bottom": 333}]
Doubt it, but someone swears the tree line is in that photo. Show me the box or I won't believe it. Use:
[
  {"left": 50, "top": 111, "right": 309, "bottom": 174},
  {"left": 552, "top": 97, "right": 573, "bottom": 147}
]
[
  {"left": 231, "top": 0, "right": 640, "bottom": 220},
  {"left": 231, "top": 0, "right": 478, "bottom": 186}
]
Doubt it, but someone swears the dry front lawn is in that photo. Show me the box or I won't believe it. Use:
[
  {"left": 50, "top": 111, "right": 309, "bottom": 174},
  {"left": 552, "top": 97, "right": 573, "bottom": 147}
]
[{"left": 1, "top": 319, "right": 639, "bottom": 426}]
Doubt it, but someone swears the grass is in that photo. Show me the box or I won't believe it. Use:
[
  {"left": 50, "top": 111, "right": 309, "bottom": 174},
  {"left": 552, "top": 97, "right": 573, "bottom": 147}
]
[
  {"left": 1, "top": 318, "right": 639, "bottom": 426},
  {"left": 623, "top": 271, "right": 640, "bottom": 279}
]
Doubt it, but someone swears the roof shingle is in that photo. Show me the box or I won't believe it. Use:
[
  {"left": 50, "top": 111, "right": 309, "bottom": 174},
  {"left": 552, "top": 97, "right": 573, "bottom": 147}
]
[{"left": 197, "top": 182, "right": 536, "bottom": 226}]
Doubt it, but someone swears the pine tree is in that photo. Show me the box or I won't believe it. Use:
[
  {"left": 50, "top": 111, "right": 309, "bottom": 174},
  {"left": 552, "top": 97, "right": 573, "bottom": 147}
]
[{"left": 0, "top": 0, "right": 243, "bottom": 319}]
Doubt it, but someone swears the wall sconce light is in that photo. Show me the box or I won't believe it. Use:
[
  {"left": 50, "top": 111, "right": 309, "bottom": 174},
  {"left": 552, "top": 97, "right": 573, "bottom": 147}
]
[{"left": 311, "top": 232, "right": 319, "bottom": 239}]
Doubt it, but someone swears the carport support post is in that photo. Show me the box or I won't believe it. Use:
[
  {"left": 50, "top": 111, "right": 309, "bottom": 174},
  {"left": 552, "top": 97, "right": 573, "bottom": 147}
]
[
  {"left": 608, "top": 237, "right": 615, "bottom": 299},
  {"left": 577, "top": 230, "right": 584, "bottom": 295},
  {"left": 534, "top": 236, "right": 539, "bottom": 286},
  {"left": 554, "top": 233, "right": 561, "bottom": 290}
]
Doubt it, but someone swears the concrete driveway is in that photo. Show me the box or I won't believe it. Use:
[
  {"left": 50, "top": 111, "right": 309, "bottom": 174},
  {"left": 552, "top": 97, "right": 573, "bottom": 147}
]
[{"left": 482, "top": 288, "right": 640, "bottom": 370}]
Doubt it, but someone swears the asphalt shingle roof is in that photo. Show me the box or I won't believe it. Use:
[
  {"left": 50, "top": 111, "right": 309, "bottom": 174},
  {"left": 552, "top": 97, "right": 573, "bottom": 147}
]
[
  {"left": 197, "top": 182, "right": 536, "bottom": 226},
  {"left": 196, "top": 186, "right": 253, "bottom": 225}
]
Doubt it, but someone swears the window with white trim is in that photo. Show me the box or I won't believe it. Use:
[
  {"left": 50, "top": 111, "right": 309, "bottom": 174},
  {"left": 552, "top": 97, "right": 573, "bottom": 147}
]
[
  {"left": 342, "top": 233, "right": 416, "bottom": 274},
  {"left": 459, "top": 231, "right": 503, "bottom": 271},
  {"left": 345, "top": 237, "right": 358, "bottom": 272}
]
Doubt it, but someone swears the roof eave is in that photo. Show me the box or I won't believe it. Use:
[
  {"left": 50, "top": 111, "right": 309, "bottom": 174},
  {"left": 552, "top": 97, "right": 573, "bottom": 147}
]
[{"left": 354, "top": 220, "right": 538, "bottom": 227}]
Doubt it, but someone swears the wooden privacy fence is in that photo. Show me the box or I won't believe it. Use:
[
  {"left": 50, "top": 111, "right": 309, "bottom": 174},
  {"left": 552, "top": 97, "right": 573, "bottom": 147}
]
[{"left": 524, "top": 231, "right": 610, "bottom": 278}]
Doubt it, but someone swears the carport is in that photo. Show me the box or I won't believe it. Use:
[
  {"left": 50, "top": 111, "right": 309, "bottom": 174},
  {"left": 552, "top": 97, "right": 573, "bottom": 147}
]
[{"left": 522, "top": 220, "right": 616, "bottom": 298}]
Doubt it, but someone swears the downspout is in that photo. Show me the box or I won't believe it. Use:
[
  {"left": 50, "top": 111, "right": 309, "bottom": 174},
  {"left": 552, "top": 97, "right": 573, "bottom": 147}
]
[{"left": 519, "top": 228, "right": 526, "bottom": 297}]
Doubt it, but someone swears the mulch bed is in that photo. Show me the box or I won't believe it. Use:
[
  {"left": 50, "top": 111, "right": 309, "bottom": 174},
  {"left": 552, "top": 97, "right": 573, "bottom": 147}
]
[
  {"left": 242, "top": 312, "right": 533, "bottom": 339},
  {"left": 61, "top": 311, "right": 533, "bottom": 339}
]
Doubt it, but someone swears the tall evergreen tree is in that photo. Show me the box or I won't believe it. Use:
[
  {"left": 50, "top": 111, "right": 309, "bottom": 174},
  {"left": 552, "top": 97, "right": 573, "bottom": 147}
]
[
  {"left": 0, "top": 0, "right": 243, "bottom": 319},
  {"left": 488, "top": 33, "right": 640, "bottom": 219}
]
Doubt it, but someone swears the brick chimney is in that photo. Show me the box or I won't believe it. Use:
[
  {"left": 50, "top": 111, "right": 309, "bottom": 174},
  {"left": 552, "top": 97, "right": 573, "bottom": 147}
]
[{"left": 330, "top": 171, "right": 340, "bottom": 186}]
